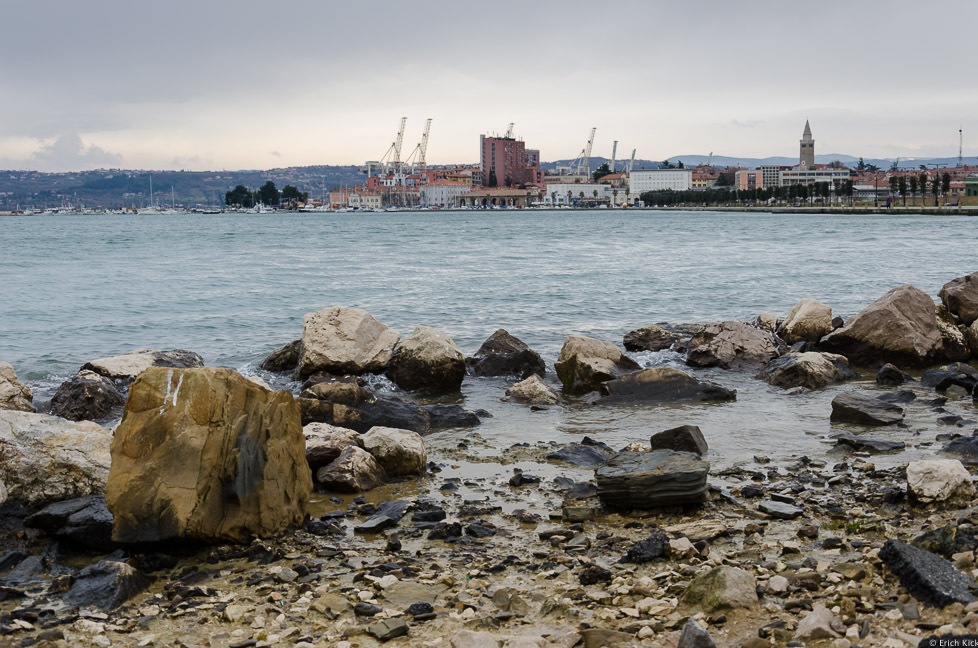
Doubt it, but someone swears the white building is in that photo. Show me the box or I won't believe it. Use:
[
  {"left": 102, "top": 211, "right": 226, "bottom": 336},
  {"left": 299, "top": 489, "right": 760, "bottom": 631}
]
[
  {"left": 628, "top": 169, "right": 693, "bottom": 194},
  {"left": 419, "top": 181, "right": 471, "bottom": 207},
  {"left": 544, "top": 182, "right": 622, "bottom": 206}
]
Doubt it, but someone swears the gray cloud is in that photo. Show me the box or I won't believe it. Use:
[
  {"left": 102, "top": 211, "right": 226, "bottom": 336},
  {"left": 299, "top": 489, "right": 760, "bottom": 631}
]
[{"left": 31, "top": 134, "right": 123, "bottom": 171}]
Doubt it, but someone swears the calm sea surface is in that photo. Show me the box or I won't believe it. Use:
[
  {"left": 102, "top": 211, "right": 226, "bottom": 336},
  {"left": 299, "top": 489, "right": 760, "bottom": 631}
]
[{"left": 2, "top": 210, "right": 976, "bottom": 472}]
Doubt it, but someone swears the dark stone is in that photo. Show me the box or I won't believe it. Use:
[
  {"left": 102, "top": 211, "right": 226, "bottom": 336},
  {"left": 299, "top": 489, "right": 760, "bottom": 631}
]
[
  {"left": 147, "top": 349, "right": 205, "bottom": 370},
  {"left": 598, "top": 367, "right": 736, "bottom": 404},
  {"left": 354, "top": 602, "right": 383, "bottom": 616},
  {"left": 650, "top": 425, "right": 708, "bottom": 455},
  {"left": 740, "top": 486, "right": 764, "bottom": 499},
  {"left": 876, "top": 390, "right": 917, "bottom": 404},
  {"left": 407, "top": 601, "right": 434, "bottom": 616},
  {"left": 259, "top": 339, "right": 302, "bottom": 374},
  {"left": 879, "top": 539, "right": 976, "bottom": 607},
  {"left": 465, "top": 329, "right": 546, "bottom": 379},
  {"left": 508, "top": 472, "right": 541, "bottom": 487},
  {"left": 367, "top": 618, "right": 409, "bottom": 642},
  {"left": 564, "top": 482, "right": 598, "bottom": 500},
  {"left": 678, "top": 618, "right": 717, "bottom": 648},
  {"left": 465, "top": 524, "right": 496, "bottom": 538},
  {"left": 354, "top": 501, "right": 408, "bottom": 534},
  {"left": 623, "top": 325, "right": 682, "bottom": 352},
  {"left": 830, "top": 392, "right": 905, "bottom": 426},
  {"left": 595, "top": 450, "right": 709, "bottom": 509},
  {"left": 62, "top": 560, "right": 152, "bottom": 611},
  {"left": 877, "top": 363, "right": 915, "bottom": 386},
  {"left": 428, "top": 521, "right": 462, "bottom": 540},
  {"left": 759, "top": 500, "right": 803, "bottom": 519},
  {"left": 1, "top": 555, "right": 44, "bottom": 584},
  {"left": 831, "top": 316, "right": 845, "bottom": 329},
  {"left": 300, "top": 394, "right": 430, "bottom": 433},
  {"left": 756, "top": 352, "right": 857, "bottom": 390},
  {"left": 620, "top": 529, "right": 668, "bottom": 564},
  {"left": 579, "top": 564, "right": 613, "bottom": 586},
  {"left": 0, "top": 551, "right": 28, "bottom": 573},
  {"left": 546, "top": 443, "right": 612, "bottom": 467},
  {"left": 412, "top": 509, "right": 446, "bottom": 523},
  {"left": 921, "top": 363, "right": 978, "bottom": 393},
  {"left": 49, "top": 371, "right": 124, "bottom": 422},
  {"left": 913, "top": 524, "right": 978, "bottom": 558},
  {"left": 24, "top": 495, "right": 115, "bottom": 550},
  {"left": 943, "top": 437, "right": 978, "bottom": 462},
  {"left": 421, "top": 404, "right": 481, "bottom": 429},
  {"left": 831, "top": 433, "right": 905, "bottom": 454}
]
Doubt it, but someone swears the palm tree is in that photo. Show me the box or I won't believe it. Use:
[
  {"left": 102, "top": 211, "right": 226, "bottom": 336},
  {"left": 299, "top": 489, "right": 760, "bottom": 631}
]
[
  {"left": 910, "top": 176, "right": 918, "bottom": 205},
  {"left": 566, "top": 190, "right": 572, "bottom": 206},
  {"left": 899, "top": 176, "right": 908, "bottom": 206},
  {"left": 612, "top": 189, "right": 619, "bottom": 206},
  {"left": 551, "top": 191, "right": 556, "bottom": 206},
  {"left": 918, "top": 172, "right": 928, "bottom": 206}
]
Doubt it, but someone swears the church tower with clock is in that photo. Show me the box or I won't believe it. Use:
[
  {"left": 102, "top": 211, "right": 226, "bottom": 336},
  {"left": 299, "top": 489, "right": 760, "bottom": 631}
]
[{"left": 800, "top": 120, "right": 815, "bottom": 168}]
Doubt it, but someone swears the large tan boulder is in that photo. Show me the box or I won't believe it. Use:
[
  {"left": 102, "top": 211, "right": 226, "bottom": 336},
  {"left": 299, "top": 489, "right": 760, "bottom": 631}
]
[
  {"left": 0, "top": 362, "right": 34, "bottom": 412},
  {"left": 387, "top": 326, "right": 466, "bottom": 393},
  {"left": 820, "top": 285, "right": 946, "bottom": 368},
  {"left": 303, "top": 423, "right": 361, "bottom": 473},
  {"left": 554, "top": 335, "right": 640, "bottom": 394},
  {"left": 939, "top": 271, "right": 978, "bottom": 325},
  {"left": 316, "top": 445, "right": 387, "bottom": 492},
  {"left": 82, "top": 349, "right": 204, "bottom": 381},
  {"left": 686, "top": 321, "right": 781, "bottom": 370},
  {"left": 106, "top": 367, "right": 312, "bottom": 544},
  {"left": 298, "top": 307, "right": 400, "bottom": 377},
  {"left": 777, "top": 298, "right": 833, "bottom": 344},
  {"left": 0, "top": 411, "right": 111, "bottom": 507},
  {"left": 907, "top": 459, "right": 976, "bottom": 507}
]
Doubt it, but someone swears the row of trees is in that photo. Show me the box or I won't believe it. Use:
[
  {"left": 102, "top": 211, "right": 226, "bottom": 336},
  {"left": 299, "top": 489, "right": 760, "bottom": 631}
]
[
  {"left": 887, "top": 172, "right": 952, "bottom": 206},
  {"left": 224, "top": 181, "right": 308, "bottom": 209},
  {"left": 639, "top": 181, "right": 853, "bottom": 207}
]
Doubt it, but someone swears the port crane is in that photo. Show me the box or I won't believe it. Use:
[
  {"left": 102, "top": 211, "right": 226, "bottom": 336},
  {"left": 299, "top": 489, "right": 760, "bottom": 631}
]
[
  {"left": 404, "top": 118, "right": 433, "bottom": 172},
  {"left": 375, "top": 117, "right": 407, "bottom": 175},
  {"left": 626, "top": 149, "right": 636, "bottom": 173},
  {"left": 571, "top": 127, "right": 597, "bottom": 176},
  {"left": 609, "top": 141, "right": 618, "bottom": 173}
]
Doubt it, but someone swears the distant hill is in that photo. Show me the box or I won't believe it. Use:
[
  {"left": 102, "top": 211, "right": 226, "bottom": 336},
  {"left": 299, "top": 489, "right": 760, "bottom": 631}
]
[{"left": 545, "top": 154, "right": 978, "bottom": 172}]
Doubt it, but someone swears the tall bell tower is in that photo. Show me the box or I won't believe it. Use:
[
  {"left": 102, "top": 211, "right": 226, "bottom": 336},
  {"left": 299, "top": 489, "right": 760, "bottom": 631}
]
[{"left": 800, "top": 120, "right": 815, "bottom": 168}]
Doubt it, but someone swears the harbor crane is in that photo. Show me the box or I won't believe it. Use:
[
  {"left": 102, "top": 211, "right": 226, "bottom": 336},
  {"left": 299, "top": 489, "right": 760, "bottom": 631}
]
[
  {"left": 627, "top": 149, "right": 636, "bottom": 173},
  {"left": 609, "top": 141, "right": 618, "bottom": 173},
  {"left": 404, "top": 118, "right": 433, "bottom": 172},
  {"left": 707, "top": 152, "right": 713, "bottom": 168},
  {"left": 572, "top": 127, "right": 597, "bottom": 176}
]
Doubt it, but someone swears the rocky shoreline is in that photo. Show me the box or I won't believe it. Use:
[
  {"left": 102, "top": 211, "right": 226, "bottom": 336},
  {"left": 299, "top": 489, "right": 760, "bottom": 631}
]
[{"left": 1, "top": 272, "right": 978, "bottom": 647}]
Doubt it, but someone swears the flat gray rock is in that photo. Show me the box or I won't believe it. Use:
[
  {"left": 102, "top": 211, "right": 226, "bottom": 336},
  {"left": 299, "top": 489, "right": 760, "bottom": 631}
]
[
  {"left": 832, "top": 433, "right": 905, "bottom": 454},
  {"left": 830, "top": 392, "right": 905, "bottom": 425},
  {"left": 759, "top": 500, "right": 803, "bottom": 519},
  {"left": 595, "top": 449, "right": 709, "bottom": 509}
]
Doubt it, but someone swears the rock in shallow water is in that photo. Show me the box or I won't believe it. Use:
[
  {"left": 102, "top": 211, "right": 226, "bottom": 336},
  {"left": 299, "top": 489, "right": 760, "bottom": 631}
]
[
  {"left": 298, "top": 306, "right": 400, "bottom": 377},
  {"left": 757, "top": 351, "right": 856, "bottom": 390},
  {"left": 466, "top": 329, "right": 545, "bottom": 379},
  {"left": 830, "top": 392, "right": 905, "bottom": 425},
  {"left": 832, "top": 433, "right": 905, "bottom": 454},
  {"left": 595, "top": 449, "right": 709, "bottom": 509},
  {"left": 879, "top": 539, "right": 977, "bottom": 607},
  {"left": 939, "top": 271, "right": 978, "bottom": 326},
  {"left": 623, "top": 325, "right": 682, "bottom": 352},
  {"left": 260, "top": 339, "right": 302, "bottom": 374},
  {"left": 598, "top": 367, "right": 735, "bottom": 404},
  {"left": 777, "top": 298, "right": 834, "bottom": 344},
  {"left": 876, "top": 363, "right": 915, "bottom": 386},
  {"left": 82, "top": 349, "right": 203, "bottom": 381},
  {"left": 546, "top": 442, "right": 612, "bottom": 467},
  {"left": 317, "top": 445, "right": 388, "bottom": 493},
  {"left": 50, "top": 370, "right": 124, "bottom": 421},
  {"left": 505, "top": 375, "right": 560, "bottom": 405},
  {"left": 361, "top": 426, "right": 426, "bottom": 477},
  {"left": 686, "top": 320, "right": 781, "bottom": 370},
  {"left": 650, "top": 425, "right": 708, "bottom": 455},
  {"left": 106, "top": 367, "right": 312, "bottom": 544},
  {"left": 554, "top": 335, "right": 639, "bottom": 394},
  {"left": 387, "top": 326, "right": 466, "bottom": 393}
]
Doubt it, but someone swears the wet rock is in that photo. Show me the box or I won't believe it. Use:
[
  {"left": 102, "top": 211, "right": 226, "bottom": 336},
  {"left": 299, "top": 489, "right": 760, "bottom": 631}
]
[
  {"left": 620, "top": 529, "right": 668, "bottom": 564},
  {"left": 509, "top": 472, "right": 541, "bottom": 487},
  {"left": 428, "top": 521, "right": 462, "bottom": 541},
  {"left": 82, "top": 349, "right": 204, "bottom": 381},
  {"left": 913, "top": 523, "right": 978, "bottom": 558},
  {"left": 466, "top": 329, "right": 546, "bottom": 379},
  {"left": 298, "top": 306, "right": 400, "bottom": 377},
  {"left": 546, "top": 443, "right": 612, "bottom": 467},
  {"left": 24, "top": 495, "right": 115, "bottom": 550},
  {"left": 505, "top": 375, "right": 560, "bottom": 405},
  {"left": 906, "top": 459, "right": 976, "bottom": 507},
  {"left": 757, "top": 352, "right": 857, "bottom": 390},
  {"left": 421, "top": 404, "right": 480, "bottom": 428},
  {"left": 830, "top": 392, "right": 904, "bottom": 425},
  {"left": 0, "top": 411, "right": 111, "bottom": 507},
  {"left": 361, "top": 426, "right": 426, "bottom": 477},
  {"left": 367, "top": 618, "right": 408, "bottom": 642},
  {"left": 678, "top": 618, "right": 717, "bottom": 648},
  {"left": 794, "top": 604, "right": 844, "bottom": 640},
  {"left": 943, "top": 437, "right": 978, "bottom": 462},
  {"left": 831, "top": 433, "right": 905, "bottom": 454},
  {"left": 317, "top": 445, "right": 387, "bottom": 493},
  {"left": 623, "top": 325, "right": 682, "bottom": 352},
  {"left": 968, "top": 320, "right": 978, "bottom": 358},
  {"left": 355, "top": 500, "right": 408, "bottom": 534},
  {"left": 301, "top": 376, "right": 371, "bottom": 404},
  {"left": 260, "top": 339, "right": 302, "bottom": 374},
  {"left": 580, "top": 629, "right": 636, "bottom": 648},
  {"left": 0, "top": 362, "right": 34, "bottom": 412},
  {"left": 777, "top": 298, "right": 834, "bottom": 344},
  {"left": 595, "top": 449, "right": 709, "bottom": 509},
  {"left": 876, "top": 389, "right": 917, "bottom": 403},
  {"left": 303, "top": 423, "right": 361, "bottom": 473},
  {"left": 686, "top": 320, "right": 782, "bottom": 370},
  {"left": 579, "top": 564, "right": 612, "bottom": 585},
  {"left": 820, "top": 284, "right": 947, "bottom": 368},
  {"left": 466, "top": 523, "right": 496, "bottom": 538},
  {"left": 0, "top": 479, "right": 5, "bottom": 507},
  {"left": 106, "top": 367, "right": 312, "bottom": 543},
  {"left": 921, "top": 362, "right": 978, "bottom": 393},
  {"left": 354, "top": 602, "right": 382, "bottom": 616},
  {"left": 650, "top": 425, "right": 708, "bottom": 455},
  {"left": 49, "top": 370, "right": 124, "bottom": 422},
  {"left": 62, "top": 560, "right": 152, "bottom": 611},
  {"left": 554, "top": 335, "right": 639, "bottom": 394},
  {"left": 876, "top": 363, "right": 915, "bottom": 386},
  {"left": 598, "top": 367, "right": 736, "bottom": 404},
  {"left": 936, "top": 305, "right": 972, "bottom": 361},
  {"left": 301, "top": 393, "right": 431, "bottom": 433},
  {"left": 759, "top": 500, "right": 803, "bottom": 519},
  {"left": 879, "top": 539, "right": 977, "bottom": 606},
  {"left": 681, "top": 565, "right": 758, "bottom": 613},
  {"left": 387, "top": 326, "right": 466, "bottom": 393},
  {"left": 939, "top": 271, "right": 978, "bottom": 325}
]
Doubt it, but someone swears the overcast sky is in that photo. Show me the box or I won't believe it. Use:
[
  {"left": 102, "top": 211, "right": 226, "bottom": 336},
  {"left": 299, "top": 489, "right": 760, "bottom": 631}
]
[{"left": 2, "top": 0, "right": 976, "bottom": 172}]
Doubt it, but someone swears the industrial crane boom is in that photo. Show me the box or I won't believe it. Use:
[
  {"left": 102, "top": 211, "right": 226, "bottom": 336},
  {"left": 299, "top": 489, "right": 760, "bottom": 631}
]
[
  {"left": 419, "top": 118, "right": 432, "bottom": 170},
  {"left": 627, "top": 149, "right": 636, "bottom": 174},
  {"left": 393, "top": 117, "right": 407, "bottom": 170},
  {"left": 610, "top": 141, "right": 618, "bottom": 173},
  {"left": 583, "top": 127, "right": 596, "bottom": 176}
]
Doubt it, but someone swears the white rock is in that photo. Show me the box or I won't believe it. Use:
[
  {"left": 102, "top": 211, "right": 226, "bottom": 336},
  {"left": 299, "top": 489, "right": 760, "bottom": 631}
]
[
  {"left": 907, "top": 459, "right": 976, "bottom": 506},
  {"left": 504, "top": 375, "right": 560, "bottom": 405},
  {"left": 299, "top": 306, "right": 400, "bottom": 377},
  {"left": 778, "top": 298, "right": 834, "bottom": 344},
  {"left": 361, "top": 426, "right": 426, "bottom": 477},
  {"left": 0, "top": 362, "right": 34, "bottom": 412},
  {"left": 767, "top": 575, "right": 789, "bottom": 594},
  {"left": 795, "top": 604, "right": 844, "bottom": 640}
]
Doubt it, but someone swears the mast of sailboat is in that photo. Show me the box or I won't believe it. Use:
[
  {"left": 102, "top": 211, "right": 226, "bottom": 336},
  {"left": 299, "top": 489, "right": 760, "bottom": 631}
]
[{"left": 149, "top": 176, "right": 154, "bottom": 209}]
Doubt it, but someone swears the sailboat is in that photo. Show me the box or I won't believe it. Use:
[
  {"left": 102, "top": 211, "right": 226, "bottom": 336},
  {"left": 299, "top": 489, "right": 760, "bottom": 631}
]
[{"left": 141, "top": 176, "right": 163, "bottom": 215}]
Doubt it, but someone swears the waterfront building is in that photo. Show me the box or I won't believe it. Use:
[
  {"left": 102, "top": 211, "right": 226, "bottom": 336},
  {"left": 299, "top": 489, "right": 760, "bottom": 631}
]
[
  {"left": 419, "top": 180, "right": 471, "bottom": 207},
  {"left": 779, "top": 166, "right": 850, "bottom": 187},
  {"left": 544, "top": 182, "right": 620, "bottom": 206},
  {"left": 480, "top": 134, "right": 542, "bottom": 187},
  {"left": 628, "top": 168, "right": 693, "bottom": 194},
  {"left": 456, "top": 187, "right": 541, "bottom": 208},
  {"left": 734, "top": 169, "right": 764, "bottom": 190}
]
